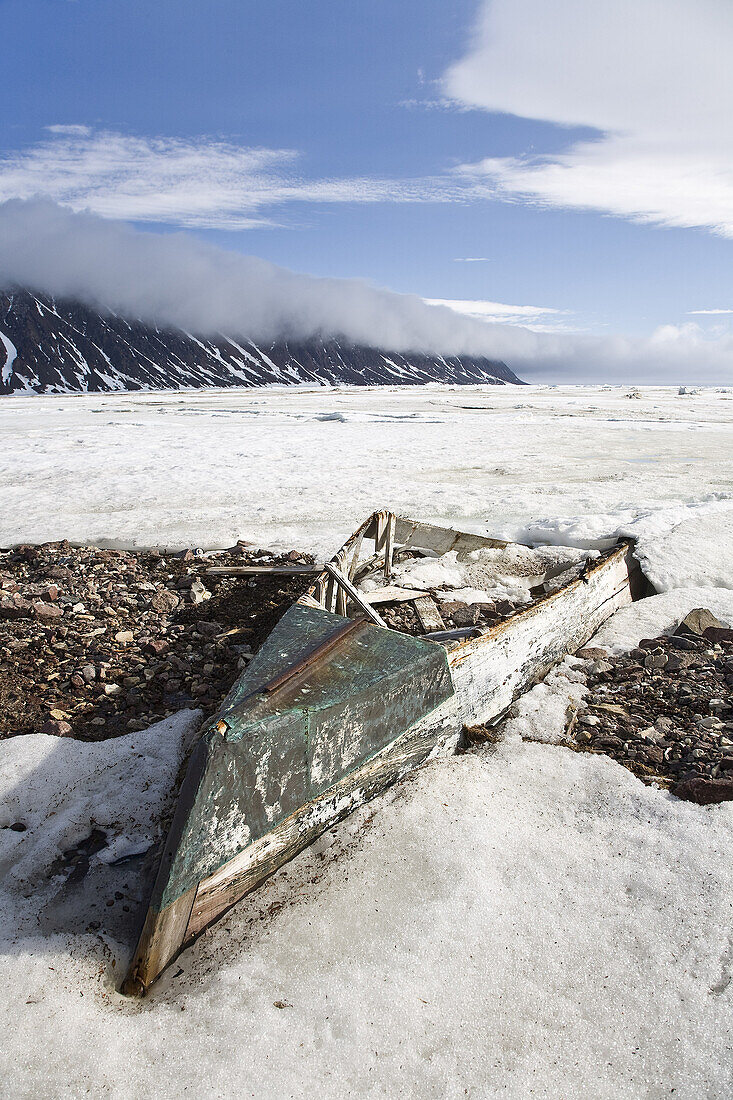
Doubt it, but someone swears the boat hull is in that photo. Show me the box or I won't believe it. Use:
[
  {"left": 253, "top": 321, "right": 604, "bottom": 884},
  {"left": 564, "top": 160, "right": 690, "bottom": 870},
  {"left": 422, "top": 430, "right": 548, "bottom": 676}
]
[{"left": 122, "top": 519, "right": 641, "bottom": 995}]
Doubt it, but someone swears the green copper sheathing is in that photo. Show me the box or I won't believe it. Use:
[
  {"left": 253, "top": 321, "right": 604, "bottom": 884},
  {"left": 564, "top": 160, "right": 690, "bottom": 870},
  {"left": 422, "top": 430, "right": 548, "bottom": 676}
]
[{"left": 154, "top": 605, "right": 454, "bottom": 909}]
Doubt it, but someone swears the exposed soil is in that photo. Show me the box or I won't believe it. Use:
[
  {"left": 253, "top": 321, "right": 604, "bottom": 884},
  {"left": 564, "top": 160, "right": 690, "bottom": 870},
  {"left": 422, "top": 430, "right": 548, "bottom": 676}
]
[
  {"left": 0, "top": 540, "right": 314, "bottom": 741},
  {"left": 572, "top": 623, "right": 733, "bottom": 803}
]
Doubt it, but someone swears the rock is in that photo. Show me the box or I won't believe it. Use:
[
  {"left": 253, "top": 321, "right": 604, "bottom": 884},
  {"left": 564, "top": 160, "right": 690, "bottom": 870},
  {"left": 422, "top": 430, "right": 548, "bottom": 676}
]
[
  {"left": 41, "top": 585, "right": 59, "bottom": 602},
  {"left": 114, "top": 629, "right": 134, "bottom": 644},
  {"left": 644, "top": 652, "right": 668, "bottom": 669},
  {"left": 668, "top": 635, "right": 698, "bottom": 651},
  {"left": 189, "top": 578, "right": 211, "bottom": 604},
  {"left": 103, "top": 683, "right": 122, "bottom": 696},
  {"left": 41, "top": 718, "right": 73, "bottom": 736},
  {"left": 672, "top": 776, "right": 733, "bottom": 805},
  {"left": 0, "top": 593, "right": 33, "bottom": 619},
  {"left": 152, "top": 589, "right": 180, "bottom": 613},
  {"left": 676, "top": 608, "right": 726, "bottom": 637},
  {"left": 703, "top": 626, "right": 733, "bottom": 645},
  {"left": 144, "top": 638, "right": 169, "bottom": 656},
  {"left": 33, "top": 600, "right": 64, "bottom": 620},
  {"left": 81, "top": 664, "right": 96, "bottom": 682}
]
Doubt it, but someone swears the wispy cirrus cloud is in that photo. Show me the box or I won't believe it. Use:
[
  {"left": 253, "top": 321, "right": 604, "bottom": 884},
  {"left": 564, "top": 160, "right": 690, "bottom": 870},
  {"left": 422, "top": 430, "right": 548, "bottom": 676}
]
[
  {"left": 444, "top": 0, "right": 733, "bottom": 238},
  {"left": 0, "top": 127, "right": 462, "bottom": 229}
]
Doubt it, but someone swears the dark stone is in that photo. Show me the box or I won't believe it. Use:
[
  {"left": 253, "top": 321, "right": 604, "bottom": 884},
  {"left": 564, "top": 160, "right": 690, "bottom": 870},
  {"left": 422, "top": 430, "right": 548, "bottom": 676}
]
[
  {"left": 668, "top": 635, "right": 698, "bottom": 651},
  {"left": 32, "top": 601, "right": 63, "bottom": 620},
  {"left": 672, "top": 776, "right": 733, "bottom": 805},
  {"left": 675, "top": 608, "right": 726, "bottom": 637}
]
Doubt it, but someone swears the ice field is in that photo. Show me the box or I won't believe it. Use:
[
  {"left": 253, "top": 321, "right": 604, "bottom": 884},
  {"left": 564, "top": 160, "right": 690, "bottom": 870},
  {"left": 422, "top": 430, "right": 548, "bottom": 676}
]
[{"left": 0, "top": 383, "right": 732, "bottom": 1099}]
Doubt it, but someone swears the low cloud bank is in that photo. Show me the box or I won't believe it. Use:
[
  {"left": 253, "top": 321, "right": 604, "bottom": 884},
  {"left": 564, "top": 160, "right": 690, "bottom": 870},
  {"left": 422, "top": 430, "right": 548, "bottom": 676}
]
[
  {"left": 0, "top": 199, "right": 518, "bottom": 358},
  {"left": 1, "top": 199, "right": 732, "bottom": 384}
]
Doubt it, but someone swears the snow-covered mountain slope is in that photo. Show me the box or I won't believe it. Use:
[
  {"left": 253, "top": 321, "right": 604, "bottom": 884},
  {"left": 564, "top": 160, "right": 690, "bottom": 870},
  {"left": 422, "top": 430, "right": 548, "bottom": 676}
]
[{"left": 0, "top": 289, "right": 524, "bottom": 393}]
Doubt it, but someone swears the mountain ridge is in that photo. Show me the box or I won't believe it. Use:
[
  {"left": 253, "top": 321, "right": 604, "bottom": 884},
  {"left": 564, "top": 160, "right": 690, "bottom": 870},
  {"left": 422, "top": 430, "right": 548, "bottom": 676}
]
[{"left": 0, "top": 288, "right": 525, "bottom": 394}]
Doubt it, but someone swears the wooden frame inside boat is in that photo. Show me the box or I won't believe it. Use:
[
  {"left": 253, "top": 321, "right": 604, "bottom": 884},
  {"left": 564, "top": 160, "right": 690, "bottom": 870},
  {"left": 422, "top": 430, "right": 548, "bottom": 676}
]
[{"left": 121, "top": 510, "right": 646, "bottom": 996}]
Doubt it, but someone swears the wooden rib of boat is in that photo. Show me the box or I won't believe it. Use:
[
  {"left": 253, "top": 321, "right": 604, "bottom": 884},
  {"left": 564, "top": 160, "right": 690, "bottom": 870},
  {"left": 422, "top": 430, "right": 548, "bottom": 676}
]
[{"left": 121, "top": 510, "right": 648, "bottom": 996}]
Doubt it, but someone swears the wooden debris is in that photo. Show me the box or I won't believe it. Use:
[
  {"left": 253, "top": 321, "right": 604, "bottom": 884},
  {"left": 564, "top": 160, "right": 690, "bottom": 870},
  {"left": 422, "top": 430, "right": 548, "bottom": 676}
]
[
  {"left": 362, "top": 586, "right": 427, "bottom": 604},
  {"left": 322, "top": 563, "right": 387, "bottom": 628},
  {"left": 412, "top": 595, "right": 445, "bottom": 633}
]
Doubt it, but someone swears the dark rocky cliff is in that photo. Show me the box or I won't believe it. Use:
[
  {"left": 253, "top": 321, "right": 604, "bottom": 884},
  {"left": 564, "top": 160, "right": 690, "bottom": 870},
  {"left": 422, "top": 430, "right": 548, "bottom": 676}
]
[{"left": 0, "top": 288, "right": 524, "bottom": 394}]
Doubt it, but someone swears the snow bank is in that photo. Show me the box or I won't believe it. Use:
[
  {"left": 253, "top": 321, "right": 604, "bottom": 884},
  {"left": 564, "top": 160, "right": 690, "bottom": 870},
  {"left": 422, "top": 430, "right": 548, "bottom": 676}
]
[
  {"left": 0, "top": 711, "right": 201, "bottom": 894},
  {"left": 591, "top": 587, "right": 733, "bottom": 655},
  {"left": 516, "top": 496, "right": 733, "bottom": 593},
  {"left": 0, "top": 740, "right": 731, "bottom": 1099}
]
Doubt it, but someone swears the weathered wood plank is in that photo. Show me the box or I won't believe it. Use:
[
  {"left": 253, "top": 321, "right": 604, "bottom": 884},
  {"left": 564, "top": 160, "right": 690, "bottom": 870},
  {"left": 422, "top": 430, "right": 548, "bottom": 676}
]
[
  {"left": 120, "top": 887, "right": 197, "bottom": 997},
  {"left": 322, "top": 562, "right": 387, "bottom": 628},
  {"left": 361, "top": 586, "right": 427, "bottom": 604},
  {"left": 383, "top": 513, "right": 395, "bottom": 581},
  {"left": 393, "top": 517, "right": 507, "bottom": 556},
  {"left": 446, "top": 543, "right": 634, "bottom": 725},
  {"left": 413, "top": 594, "right": 446, "bottom": 633}
]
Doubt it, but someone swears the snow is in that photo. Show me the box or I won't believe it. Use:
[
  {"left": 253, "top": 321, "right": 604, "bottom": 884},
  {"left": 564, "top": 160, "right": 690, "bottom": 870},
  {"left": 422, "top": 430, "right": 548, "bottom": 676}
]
[
  {"left": 0, "top": 711, "right": 201, "bottom": 892},
  {"left": 380, "top": 544, "right": 591, "bottom": 606},
  {"left": 591, "top": 586, "right": 733, "bottom": 655},
  {"left": 1, "top": 384, "right": 730, "bottom": 590},
  {"left": 0, "top": 326, "right": 17, "bottom": 383},
  {"left": 0, "top": 732, "right": 731, "bottom": 1098},
  {"left": 1, "top": 383, "right": 732, "bottom": 1096}
]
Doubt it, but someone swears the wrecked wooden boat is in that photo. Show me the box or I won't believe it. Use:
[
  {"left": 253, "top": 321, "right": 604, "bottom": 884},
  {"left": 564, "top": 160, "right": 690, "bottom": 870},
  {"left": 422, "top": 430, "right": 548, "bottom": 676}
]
[{"left": 122, "top": 511, "right": 647, "bottom": 995}]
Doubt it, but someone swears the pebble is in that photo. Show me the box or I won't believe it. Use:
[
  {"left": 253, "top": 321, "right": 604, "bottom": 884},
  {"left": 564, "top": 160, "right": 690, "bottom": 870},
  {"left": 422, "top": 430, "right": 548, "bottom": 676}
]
[{"left": 574, "top": 612, "right": 732, "bottom": 801}]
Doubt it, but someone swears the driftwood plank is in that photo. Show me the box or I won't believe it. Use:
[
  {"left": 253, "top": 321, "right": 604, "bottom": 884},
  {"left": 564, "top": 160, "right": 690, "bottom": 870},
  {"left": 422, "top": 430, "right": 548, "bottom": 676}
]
[
  {"left": 383, "top": 513, "right": 396, "bottom": 581},
  {"left": 394, "top": 517, "right": 507, "bottom": 556},
  {"left": 413, "top": 595, "right": 446, "bottom": 632}
]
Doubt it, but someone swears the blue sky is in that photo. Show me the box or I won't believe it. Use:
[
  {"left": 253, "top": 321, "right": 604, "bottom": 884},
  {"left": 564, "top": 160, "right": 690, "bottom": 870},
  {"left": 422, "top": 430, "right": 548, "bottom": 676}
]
[{"left": 3, "top": 0, "right": 733, "bottom": 379}]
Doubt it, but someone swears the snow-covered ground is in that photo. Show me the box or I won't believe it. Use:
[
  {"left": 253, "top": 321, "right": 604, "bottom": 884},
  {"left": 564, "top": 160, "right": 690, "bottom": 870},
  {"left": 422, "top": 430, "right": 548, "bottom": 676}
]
[
  {"left": 1, "top": 384, "right": 732, "bottom": 589},
  {"left": 1, "top": 384, "right": 732, "bottom": 1098}
]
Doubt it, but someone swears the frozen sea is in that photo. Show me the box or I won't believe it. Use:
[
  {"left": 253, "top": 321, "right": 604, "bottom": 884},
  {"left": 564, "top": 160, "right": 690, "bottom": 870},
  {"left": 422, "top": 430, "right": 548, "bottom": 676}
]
[
  {"left": 0, "top": 384, "right": 731, "bottom": 584},
  {"left": 1, "top": 383, "right": 732, "bottom": 1099}
]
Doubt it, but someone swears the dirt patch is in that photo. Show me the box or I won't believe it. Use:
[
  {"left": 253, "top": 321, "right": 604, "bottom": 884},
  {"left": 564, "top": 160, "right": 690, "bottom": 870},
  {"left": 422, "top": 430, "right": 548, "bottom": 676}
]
[{"left": 0, "top": 541, "right": 313, "bottom": 741}]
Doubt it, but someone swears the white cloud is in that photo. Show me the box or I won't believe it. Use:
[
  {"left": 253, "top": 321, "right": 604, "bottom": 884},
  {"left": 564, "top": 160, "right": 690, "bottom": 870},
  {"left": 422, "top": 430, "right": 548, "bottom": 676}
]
[
  {"left": 1, "top": 199, "right": 732, "bottom": 383},
  {"left": 445, "top": 0, "right": 733, "bottom": 237},
  {"left": 688, "top": 309, "right": 733, "bottom": 315},
  {"left": 453, "top": 257, "right": 491, "bottom": 263},
  {"left": 0, "top": 128, "right": 460, "bottom": 229},
  {"left": 424, "top": 297, "right": 578, "bottom": 333}
]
